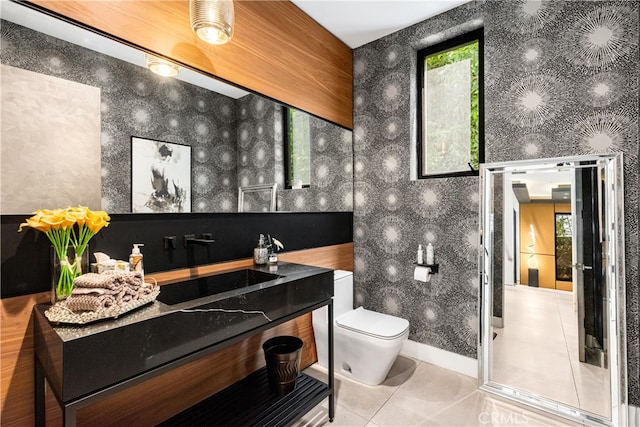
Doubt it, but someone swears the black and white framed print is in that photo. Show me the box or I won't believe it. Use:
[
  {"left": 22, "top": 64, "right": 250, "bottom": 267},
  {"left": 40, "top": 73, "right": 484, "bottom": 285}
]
[{"left": 131, "top": 136, "right": 191, "bottom": 213}]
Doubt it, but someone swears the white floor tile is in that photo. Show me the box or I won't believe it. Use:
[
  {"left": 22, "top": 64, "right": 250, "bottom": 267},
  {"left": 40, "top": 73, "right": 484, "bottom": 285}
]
[
  {"left": 295, "top": 401, "right": 370, "bottom": 427},
  {"left": 370, "top": 363, "right": 477, "bottom": 426},
  {"left": 299, "top": 357, "right": 590, "bottom": 427},
  {"left": 297, "top": 283, "right": 608, "bottom": 426},
  {"left": 427, "top": 390, "right": 582, "bottom": 427},
  {"left": 302, "top": 360, "right": 406, "bottom": 421},
  {"left": 493, "top": 284, "right": 609, "bottom": 417}
]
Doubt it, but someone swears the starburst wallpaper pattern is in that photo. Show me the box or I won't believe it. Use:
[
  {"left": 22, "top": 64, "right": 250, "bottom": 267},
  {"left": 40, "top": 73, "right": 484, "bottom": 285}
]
[
  {"left": 353, "top": 0, "right": 638, "bottom": 404},
  {"left": 1, "top": 20, "right": 239, "bottom": 213},
  {"left": 1, "top": 20, "right": 352, "bottom": 214},
  {"left": 235, "top": 94, "right": 353, "bottom": 212}
]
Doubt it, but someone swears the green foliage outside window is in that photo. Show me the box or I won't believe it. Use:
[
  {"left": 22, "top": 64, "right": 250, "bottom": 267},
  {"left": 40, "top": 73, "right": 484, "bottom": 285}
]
[
  {"left": 286, "top": 108, "right": 311, "bottom": 188},
  {"left": 425, "top": 40, "right": 480, "bottom": 171},
  {"left": 555, "top": 213, "right": 573, "bottom": 281}
]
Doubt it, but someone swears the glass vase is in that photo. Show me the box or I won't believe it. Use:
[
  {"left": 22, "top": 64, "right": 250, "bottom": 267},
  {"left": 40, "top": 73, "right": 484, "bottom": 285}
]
[
  {"left": 268, "top": 252, "right": 278, "bottom": 265},
  {"left": 51, "top": 246, "right": 89, "bottom": 304}
]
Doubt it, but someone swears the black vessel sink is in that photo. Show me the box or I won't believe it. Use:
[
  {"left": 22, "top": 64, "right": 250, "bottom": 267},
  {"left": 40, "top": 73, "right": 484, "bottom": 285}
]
[
  {"left": 156, "top": 269, "right": 281, "bottom": 306},
  {"left": 34, "top": 262, "right": 333, "bottom": 403}
]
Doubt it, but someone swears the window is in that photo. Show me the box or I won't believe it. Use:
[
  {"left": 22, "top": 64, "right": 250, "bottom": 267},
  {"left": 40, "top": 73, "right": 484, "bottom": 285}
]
[
  {"left": 417, "top": 28, "right": 484, "bottom": 178},
  {"left": 555, "top": 213, "right": 573, "bottom": 282},
  {"left": 283, "top": 107, "right": 311, "bottom": 189}
]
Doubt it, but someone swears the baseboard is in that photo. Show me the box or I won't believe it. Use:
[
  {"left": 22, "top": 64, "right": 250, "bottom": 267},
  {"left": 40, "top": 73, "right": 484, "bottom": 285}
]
[
  {"left": 400, "top": 339, "right": 477, "bottom": 379},
  {"left": 629, "top": 404, "right": 640, "bottom": 427},
  {"left": 492, "top": 316, "right": 503, "bottom": 328}
]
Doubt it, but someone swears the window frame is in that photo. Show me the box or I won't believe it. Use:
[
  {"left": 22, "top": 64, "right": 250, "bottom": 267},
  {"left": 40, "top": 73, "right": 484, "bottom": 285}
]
[
  {"left": 282, "top": 106, "right": 311, "bottom": 189},
  {"left": 416, "top": 28, "right": 484, "bottom": 179},
  {"left": 554, "top": 212, "right": 573, "bottom": 282}
]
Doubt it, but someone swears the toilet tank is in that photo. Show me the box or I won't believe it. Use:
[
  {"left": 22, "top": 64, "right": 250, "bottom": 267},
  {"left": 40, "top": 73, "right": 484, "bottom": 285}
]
[
  {"left": 312, "top": 270, "right": 354, "bottom": 326},
  {"left": 333, "top": 270, "right": 354, "bottom": 318}
]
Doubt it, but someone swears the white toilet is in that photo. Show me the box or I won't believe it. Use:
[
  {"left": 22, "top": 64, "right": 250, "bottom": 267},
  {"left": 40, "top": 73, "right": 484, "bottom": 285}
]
[{"left": 312, "top": 270, "right": 410, "bottom": 385}]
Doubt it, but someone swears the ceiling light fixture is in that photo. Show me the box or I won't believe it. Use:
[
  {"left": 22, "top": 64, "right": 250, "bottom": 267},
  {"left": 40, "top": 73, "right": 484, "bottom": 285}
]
[
  {"left": 145, "top": 53, "right": 181, "bottom": 77},
  {"left": 190, "top": 0, "right": 234, "bottom": 45}
]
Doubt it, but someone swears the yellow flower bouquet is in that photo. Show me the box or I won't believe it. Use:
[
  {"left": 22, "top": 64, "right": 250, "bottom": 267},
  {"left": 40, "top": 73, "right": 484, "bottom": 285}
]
[{"left": 19, "top": 206, "right": 110, "bottom": 300}]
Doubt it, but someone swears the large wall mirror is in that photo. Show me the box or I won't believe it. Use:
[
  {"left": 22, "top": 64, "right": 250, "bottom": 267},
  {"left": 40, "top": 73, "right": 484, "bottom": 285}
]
[
  {"left": 478, "top": 154, "right": 627, "bottom": 426},
  {"left": 0, "top": 1, "right": 353, "bottom": 214}
]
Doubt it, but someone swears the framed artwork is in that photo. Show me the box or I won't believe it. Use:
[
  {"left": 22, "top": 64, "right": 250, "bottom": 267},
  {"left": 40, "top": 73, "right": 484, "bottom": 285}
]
[{"left": 131, "top": 136, "right": 191, "bottom": 212}]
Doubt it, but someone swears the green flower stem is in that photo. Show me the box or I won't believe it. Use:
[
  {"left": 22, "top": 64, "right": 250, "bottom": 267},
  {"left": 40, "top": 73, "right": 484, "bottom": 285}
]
[
  {"left": 56, "top": 259, "right": 75, "bottom": 299},
  {"left": 46, "top": 227, "right": 71, "bottom": 259},
  {"left": 45, "top": 226, "right": 78, "bottom": 300},
  {"left": 71, "top": 224, "right": 95, "bottom": 270}
]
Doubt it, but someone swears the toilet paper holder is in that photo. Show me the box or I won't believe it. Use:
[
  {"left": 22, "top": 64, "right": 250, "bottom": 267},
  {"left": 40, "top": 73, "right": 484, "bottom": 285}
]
[{"left": 414, "top": 263, "right": 439, "bottom": 274}]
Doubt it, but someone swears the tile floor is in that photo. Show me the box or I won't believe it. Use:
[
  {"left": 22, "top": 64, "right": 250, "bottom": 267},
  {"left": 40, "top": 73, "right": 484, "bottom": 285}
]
[
  {"left": 296, "top": 356, "right": 582, "bottom": 426},
  {"left": 492, "top": 285, "right": 609, "bottom": 418},
  {"left": 295, "top": 285, "right": 611, "bottom": 426}
]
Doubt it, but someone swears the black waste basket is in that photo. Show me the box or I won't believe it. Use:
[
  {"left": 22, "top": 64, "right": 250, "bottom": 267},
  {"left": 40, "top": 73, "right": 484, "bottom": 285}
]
[
  {"left": 528, "top": 268, "right": 539, "bottom": 287},
  {"left": 262, "top": 336, "right": 304, "bottom": 395}
]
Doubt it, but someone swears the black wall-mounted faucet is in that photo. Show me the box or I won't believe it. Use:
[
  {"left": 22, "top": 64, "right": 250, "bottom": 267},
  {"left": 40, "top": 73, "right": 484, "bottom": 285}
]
[
  {"left": 184, "top": 234, "right": 215, "bottom": 247},
  {"left": 164, "top": 236, "right": 177, "bottom": 250}
]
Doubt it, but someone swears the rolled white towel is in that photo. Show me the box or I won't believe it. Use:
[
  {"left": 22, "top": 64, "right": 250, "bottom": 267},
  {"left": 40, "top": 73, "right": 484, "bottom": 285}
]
[
  {"left": 73, "top": 273, "right": 123, "bottom": 291},
  {"left": 65, "top": 293, "right": 117, "bottom": 312}
]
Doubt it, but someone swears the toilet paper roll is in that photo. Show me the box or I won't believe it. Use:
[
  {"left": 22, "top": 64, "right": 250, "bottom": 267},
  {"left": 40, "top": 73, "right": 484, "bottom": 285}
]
[{"left": 414, "top": 266, "right": 431, "bottom": 282}]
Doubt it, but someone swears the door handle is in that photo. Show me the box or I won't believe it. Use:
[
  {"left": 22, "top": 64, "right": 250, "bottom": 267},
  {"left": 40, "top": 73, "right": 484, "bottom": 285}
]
[{"left": 572, "top": 263, "right": 593, "bottom": 271}]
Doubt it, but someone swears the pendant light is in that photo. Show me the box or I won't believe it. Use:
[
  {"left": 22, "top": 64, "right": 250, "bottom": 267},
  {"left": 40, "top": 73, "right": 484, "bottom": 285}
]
[
  {"left": 145, "top": 54, "right": 181, "bottom": 77},
  {"left": 190, "top": 0, "right": 234, "bottom": 45}
]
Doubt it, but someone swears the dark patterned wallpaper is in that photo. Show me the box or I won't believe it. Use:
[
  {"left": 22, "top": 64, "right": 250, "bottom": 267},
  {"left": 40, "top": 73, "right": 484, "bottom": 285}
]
[
  {"left": 279, "top": 113, "right": 354, "bottom": 212},
  {"left": 235, "top": 94, "right": 279, "bottom": 211},
  {"left": 236, "top": 94, "right": 354, "bottom": 212},
  {"left": 353, "top": 0, "right": 639, "bottom": 404},
  {"left": 1, "top": 20, "right": 353, "bottom": 214},
  {"left": 1, "top": 20, "right": 238, "bottom": 214}
]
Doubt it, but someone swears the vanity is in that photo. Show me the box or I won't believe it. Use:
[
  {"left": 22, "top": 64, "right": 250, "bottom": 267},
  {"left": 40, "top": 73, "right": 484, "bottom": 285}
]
[{"left": 33, "top": 262, "right": 335, "bottom": 426}]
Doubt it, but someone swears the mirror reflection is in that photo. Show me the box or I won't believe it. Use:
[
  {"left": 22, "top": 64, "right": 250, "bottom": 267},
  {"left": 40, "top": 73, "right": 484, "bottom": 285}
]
[
  {"left": 479, "top": 154, "right": 625, "bottom": 425},
  {"left": 0, "top": 2, "right": 353, "bottom": 214},
  {"left": 238, "top": 184, "right": 278, "bottom": 213}
]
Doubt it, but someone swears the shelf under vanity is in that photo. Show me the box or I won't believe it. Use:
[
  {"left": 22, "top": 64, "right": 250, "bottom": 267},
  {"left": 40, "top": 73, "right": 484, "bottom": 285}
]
[{"left": 160, "top": 368, "right": 330, "bottom": 426}]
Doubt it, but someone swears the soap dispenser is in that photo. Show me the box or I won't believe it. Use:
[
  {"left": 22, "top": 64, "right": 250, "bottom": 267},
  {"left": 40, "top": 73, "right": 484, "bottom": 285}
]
[
  {"left": 417, "top": 244, "right": 424, "bottom": 265},
  {"left": 426, "top": 242, "right": 435, "bottom": 265},
  {"left": 254, "top": 234, "right": 268, "bottom": 265},
  {"left": 129, "top": 244, "right": 144, "bottom": 276}
]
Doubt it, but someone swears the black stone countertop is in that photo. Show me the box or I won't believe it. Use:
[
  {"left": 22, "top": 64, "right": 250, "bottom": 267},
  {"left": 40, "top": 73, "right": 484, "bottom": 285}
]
[{"left": 33, "top": 262, "right": 333, "bottom": 404}]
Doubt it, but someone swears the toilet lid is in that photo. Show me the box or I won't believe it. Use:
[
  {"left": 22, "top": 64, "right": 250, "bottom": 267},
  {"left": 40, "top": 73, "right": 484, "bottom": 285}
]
[
  {"left": 334, "top": 270, "right": 353, "bottom": 281},
  {"left": 336, "top": 307, "right": 409, "bottom": 340}
]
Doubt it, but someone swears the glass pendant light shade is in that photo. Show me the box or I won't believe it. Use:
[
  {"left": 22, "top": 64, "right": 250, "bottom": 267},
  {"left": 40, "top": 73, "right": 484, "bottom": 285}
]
[
  {"left": 145, "top": 54, "right": 181, "bottom": 77},
  {"left": 190, "top": 0, "right": 234, "bottom": 45}
]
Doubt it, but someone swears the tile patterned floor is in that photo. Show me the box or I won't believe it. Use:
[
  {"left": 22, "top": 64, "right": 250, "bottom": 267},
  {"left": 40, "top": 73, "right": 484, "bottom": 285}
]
[
  {"left": 492, "top": 285, "right": 610, "bottom": 418},
  {"left": 297, "top": 356, "right": 582, "bottom": 426},
  {"left": 294, "top": 285, "right": 611, "bottom": 426}
]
